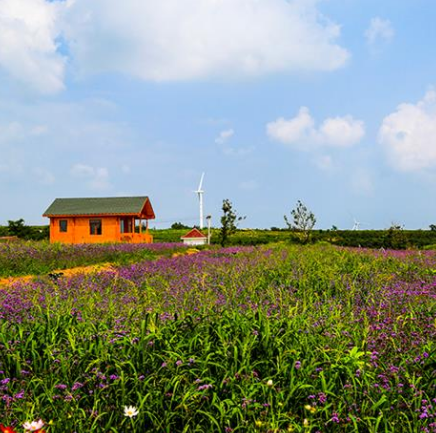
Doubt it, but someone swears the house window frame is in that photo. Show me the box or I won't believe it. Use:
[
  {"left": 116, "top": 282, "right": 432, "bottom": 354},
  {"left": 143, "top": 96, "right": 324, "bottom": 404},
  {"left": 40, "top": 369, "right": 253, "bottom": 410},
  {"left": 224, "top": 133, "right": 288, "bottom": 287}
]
[
  {"left": 59, "top": 219, "right": 68, "bottom": 233},
  {"left": 90, "top": 219, "right": 102, "bottom": 235},
  {"left": 120, "top": 217, "right": 133, "bottom": 234}
]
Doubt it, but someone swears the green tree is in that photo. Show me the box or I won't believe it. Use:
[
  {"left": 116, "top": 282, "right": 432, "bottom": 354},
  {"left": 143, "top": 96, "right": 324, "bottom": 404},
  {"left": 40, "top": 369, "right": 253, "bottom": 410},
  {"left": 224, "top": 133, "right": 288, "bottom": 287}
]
[
  {"left": 384, "top": 223, "right": 407, "bottom": 249},
  {"left": 171, "top": 222, "right": 190, "bottom": 230},
  {"left": 284, "top": 200, "right": 316, "bottom": 244},
  {"left": 7, "top": 219, "right": 31, "bottom": 238},
  {"left": 219, "top": 199, "right": 244, "bottom": 246}
]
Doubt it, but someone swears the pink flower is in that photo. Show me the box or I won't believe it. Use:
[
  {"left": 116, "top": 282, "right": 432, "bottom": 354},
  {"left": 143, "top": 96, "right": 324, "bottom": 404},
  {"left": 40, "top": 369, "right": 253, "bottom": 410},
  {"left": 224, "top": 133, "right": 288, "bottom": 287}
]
[{"left": 22, "top": 420, "right": 44, "bottom": 432}]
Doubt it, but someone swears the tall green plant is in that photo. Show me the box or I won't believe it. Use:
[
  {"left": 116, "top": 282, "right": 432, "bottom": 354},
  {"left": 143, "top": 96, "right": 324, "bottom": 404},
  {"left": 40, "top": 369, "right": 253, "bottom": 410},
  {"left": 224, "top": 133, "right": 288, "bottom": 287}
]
[
  {"left": 284, "top": 200, "right": 316, "bottom": 244},
  {"left": 219, "top": 199, "right": 244, "bottom": 246}
]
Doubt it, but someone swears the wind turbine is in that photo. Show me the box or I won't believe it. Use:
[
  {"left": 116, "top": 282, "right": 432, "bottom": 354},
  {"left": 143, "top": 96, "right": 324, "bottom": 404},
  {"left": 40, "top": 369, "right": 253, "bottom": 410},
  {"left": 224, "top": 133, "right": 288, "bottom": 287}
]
[
  {"left": 195, "top": 173, "right": 205, "bottom": 229},
  {"left": 352, "top": 218, "right": 361, "bottom": 231},
  {"left": 352, "top": 217, "right": 370, "bottom": 230}
]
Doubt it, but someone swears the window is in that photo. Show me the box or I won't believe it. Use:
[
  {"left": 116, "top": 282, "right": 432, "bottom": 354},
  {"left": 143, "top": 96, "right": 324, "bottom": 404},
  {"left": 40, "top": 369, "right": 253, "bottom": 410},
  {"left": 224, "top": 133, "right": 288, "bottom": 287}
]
[
  {"left": 90, "top": 219, "right": 102, "bottom": 235},
  {"left": 59, "top": 220, "right": 68, "bottom": 233}
]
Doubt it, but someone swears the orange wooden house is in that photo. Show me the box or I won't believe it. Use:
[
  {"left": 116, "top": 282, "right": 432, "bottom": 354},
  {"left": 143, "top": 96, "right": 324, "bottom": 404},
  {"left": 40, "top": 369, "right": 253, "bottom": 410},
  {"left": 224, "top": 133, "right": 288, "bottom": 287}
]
[{"left": 43, "top": 196, "right": 155, "bottom": 244}]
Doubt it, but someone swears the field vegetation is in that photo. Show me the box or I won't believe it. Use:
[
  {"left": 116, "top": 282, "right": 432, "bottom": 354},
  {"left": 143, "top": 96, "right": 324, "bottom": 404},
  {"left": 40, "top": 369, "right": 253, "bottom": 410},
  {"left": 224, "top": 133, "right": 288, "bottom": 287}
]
[
  {"left": 3, "top": 218, "right": 436, "bottom": 249},
  {"left": 0, "top": 242, "right": 186, "bottom": 278},
  {"left": 0, "top": 244, "right": 435, "bottom": 432},
  {"left": 150, "top": 227, "right": 436, "bottom": 249}
]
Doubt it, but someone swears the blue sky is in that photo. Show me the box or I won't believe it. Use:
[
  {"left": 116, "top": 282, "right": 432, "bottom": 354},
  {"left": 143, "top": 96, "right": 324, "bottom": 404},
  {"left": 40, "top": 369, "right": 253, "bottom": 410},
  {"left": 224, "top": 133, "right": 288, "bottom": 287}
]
[{"left": 1, "top": 0, "right": 436, "bottom": 229}]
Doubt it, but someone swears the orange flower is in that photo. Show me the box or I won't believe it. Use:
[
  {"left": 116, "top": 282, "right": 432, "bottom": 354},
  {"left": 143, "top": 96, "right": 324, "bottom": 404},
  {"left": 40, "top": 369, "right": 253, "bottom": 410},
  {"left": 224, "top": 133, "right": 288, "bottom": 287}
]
[{"left": 0, "top": 425, "right": 18, "bottom": 433}]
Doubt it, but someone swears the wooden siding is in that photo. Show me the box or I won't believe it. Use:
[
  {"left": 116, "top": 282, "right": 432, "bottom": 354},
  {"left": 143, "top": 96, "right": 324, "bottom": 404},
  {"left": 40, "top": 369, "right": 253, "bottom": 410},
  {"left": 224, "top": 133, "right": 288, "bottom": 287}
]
[{"left": 49, "top": 216, "right": 153, "bottom": 244}]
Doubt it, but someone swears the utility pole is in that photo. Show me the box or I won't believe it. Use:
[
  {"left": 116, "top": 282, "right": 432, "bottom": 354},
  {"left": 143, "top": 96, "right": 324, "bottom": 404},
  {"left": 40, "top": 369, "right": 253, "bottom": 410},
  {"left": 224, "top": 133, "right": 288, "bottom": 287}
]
[{"left": 206, "top": 215, "right": 212, "bottom": 245}]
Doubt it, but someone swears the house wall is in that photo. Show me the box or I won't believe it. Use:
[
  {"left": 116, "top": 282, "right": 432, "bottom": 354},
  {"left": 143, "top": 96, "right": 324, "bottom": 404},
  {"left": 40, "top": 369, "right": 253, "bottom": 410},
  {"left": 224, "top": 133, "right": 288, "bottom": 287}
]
[
  {"left": 182, "top": 238, "right": 207, "bottom": 246},
  {"left": 50, "top": 216, "right": 120, "bottom": 244},
  {"left": 50, "top": 216, "right": 153, "bottom": 244}
]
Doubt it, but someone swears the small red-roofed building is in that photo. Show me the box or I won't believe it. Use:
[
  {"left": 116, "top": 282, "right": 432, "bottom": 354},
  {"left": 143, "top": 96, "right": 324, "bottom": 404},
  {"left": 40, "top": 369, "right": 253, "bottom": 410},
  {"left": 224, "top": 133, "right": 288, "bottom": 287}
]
[{"left": 181, "top": 228, "right": 208, "bottom": 246}]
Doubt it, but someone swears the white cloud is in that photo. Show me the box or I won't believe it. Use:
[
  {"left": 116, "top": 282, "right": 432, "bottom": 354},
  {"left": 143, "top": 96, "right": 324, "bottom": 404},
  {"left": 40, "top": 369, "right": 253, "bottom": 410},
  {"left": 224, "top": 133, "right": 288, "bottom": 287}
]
[
  {"left": 213, "top": 128, "right": 253, "bottom": 157},
  {"left": 70, "top": 163, "right": 110, "bottom": 190},
  {"left": 267, "top": 107, "right": 315, "bottom": 146},
  {"left": 0, "top": 0, "right": 349, "bottom": 91},
  {"left": 215, "top": 129, "right": 234, "bottom": 144},
  {"left": 365, "top": 17, "right": 394, "bottom": 46},
  {"left": 319, "top": 116, "right": 365, "bottom": 147},
  {"left": 379, "top": 90, "right": 436, "bottom": 172},
  {"left": 0, "top": 0, "right": 65, "bottom": 93},
  {"left": 267, "top": 107, "right": 365, "bottom": 148},
  {"left": 63, "top": 0, "right": 349, "bottom": 81}
]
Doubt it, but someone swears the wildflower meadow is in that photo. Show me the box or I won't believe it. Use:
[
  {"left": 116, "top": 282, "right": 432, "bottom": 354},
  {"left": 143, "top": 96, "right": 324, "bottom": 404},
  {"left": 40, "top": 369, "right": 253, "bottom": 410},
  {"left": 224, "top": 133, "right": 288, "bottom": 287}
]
[{"left": 0, "top": 244, "right": 435, "bottom": 432}]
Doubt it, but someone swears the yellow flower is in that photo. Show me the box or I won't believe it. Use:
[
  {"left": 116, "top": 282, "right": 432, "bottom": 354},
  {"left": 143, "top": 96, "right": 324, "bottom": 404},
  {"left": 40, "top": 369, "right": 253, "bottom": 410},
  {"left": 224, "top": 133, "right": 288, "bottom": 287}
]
[
  {"left": 303, "top": 418, "right": 309, "bottom": 428},
  {"left": 304, "top": 404, "right": 316, "bottom": 414},
  {"left": 255, "top": 420, "right": 263, "bottom": 428}
]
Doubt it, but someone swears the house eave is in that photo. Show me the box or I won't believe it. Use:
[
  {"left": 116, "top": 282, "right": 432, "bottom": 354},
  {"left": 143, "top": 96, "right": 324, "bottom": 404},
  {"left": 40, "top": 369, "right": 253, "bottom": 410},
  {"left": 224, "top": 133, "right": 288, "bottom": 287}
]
[{"left": 44, "top": 213, "right": 155, "bottom": 219}]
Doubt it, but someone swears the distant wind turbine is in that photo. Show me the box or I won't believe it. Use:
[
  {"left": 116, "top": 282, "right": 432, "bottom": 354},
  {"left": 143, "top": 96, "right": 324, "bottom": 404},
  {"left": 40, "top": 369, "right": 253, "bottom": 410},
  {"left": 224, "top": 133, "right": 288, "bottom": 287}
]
[
  {"left": 352, "top": 217, "right": 370, "bottom": 230},
  {"left": 195, "top": 173, "right": 205, "bottom": 229},
  {"left": 352, "top": 218, "right": 361, "bottom": 231}
]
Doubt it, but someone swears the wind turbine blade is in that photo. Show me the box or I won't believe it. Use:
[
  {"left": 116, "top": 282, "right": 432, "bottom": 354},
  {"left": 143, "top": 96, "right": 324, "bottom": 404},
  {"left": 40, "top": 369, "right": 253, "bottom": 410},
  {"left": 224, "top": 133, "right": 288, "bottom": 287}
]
[{"left": 198, "top": 172, "right": 205, "bottom": 191}]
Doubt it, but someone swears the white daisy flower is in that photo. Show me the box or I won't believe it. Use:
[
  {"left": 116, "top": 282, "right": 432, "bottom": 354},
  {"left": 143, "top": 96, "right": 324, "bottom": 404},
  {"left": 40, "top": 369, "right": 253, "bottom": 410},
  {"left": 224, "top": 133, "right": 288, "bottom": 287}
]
[
  {"left": 23, "top": 419, "right": 44, "bottom": 431},
  {"left": 124, "top": 405, "right": 139, "bottom": 418}
]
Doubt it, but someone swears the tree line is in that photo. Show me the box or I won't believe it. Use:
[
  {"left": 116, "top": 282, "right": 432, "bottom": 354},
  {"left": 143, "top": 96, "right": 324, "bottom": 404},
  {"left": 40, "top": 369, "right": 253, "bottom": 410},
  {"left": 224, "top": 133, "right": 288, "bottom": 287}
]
[
  {"left": 3, "top": 202, "right": 436, "bottom": 249},
  {"left": 218, "top": 199, "right": 436, "bottom": 249},
  {"left": 0, "top": 219, "right": 49, "bottom": 241}
]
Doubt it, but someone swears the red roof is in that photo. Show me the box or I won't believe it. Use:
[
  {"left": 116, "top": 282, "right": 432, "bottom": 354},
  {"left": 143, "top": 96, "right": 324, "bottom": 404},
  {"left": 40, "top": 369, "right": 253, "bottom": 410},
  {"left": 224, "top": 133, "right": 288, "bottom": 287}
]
[{"left": 181, "top": 228, "right": 207, "bottom": 239}]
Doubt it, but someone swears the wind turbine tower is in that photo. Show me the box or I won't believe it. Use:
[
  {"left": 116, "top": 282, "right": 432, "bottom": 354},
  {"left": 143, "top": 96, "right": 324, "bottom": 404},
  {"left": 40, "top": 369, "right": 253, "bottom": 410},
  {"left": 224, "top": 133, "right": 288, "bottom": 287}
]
[
  {"left": 195, "top": 173, "right": 205, "bottom": 229},
  {"left": 352, "top": 219, "right": 361, "bottom": 231}
]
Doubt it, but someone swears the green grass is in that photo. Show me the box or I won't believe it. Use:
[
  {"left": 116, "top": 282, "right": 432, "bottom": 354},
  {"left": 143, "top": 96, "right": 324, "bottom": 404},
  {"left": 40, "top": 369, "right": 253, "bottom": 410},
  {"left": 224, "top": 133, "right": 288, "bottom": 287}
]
[
  {"left": 0, "top": 241, "right": 186, "bottom": 278},
  {"left": 0, "top": 245, "right": 435, "bottom": 432}
]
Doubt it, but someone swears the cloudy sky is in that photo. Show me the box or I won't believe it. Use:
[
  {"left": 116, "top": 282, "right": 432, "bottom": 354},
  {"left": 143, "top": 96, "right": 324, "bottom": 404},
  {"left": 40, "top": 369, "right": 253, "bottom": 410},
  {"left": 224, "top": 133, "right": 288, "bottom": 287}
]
[{"left": 1, "top": 0, "right": 436, "bottom": 229}]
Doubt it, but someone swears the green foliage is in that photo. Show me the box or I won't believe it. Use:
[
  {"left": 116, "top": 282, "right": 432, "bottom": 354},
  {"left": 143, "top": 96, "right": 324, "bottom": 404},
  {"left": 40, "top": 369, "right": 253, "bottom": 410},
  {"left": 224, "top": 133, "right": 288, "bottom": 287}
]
[
  {"left": 148, "top": 227, "right": 436, "bottom": 249},
  {"left": 321, "top": 229, "right": 436, "bottom": 249},
  {"left": 170, "top": 222, "right": 191, "bottom": 230},
  {"left": 0, "top": 245, "right": 435, "bottom": 431},
  {"left": 284, "top": 200, "right": 317, "bottom": 244},
  {"left": 384, "top": 224, "right": 408, "bottom": 249},
  {"left": 219, "top": 199, "right": 244, "bottom": 246},
  {"left": 2, "top": 219, "right": 49, "bottom": 241},
  {"left": 7, "top": 219, "right": 30, "bottom": 238},
  {"left": 149, "top": 229, "right": 190, "bottom": 243}
]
